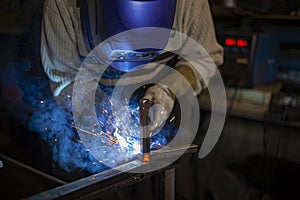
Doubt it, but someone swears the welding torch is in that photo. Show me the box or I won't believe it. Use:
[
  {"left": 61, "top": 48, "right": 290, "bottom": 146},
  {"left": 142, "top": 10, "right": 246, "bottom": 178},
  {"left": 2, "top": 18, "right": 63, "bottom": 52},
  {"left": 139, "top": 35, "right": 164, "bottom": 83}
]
[{"left": 139, "top": 98, "right": 151, "bottom": 163}]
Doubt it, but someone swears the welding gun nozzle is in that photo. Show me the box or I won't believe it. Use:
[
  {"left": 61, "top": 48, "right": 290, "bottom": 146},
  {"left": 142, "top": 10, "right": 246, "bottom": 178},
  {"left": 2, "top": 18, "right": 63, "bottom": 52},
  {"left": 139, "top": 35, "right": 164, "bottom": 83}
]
[{"left": 139, "top": 99, "right": 151, "bottom": 163}]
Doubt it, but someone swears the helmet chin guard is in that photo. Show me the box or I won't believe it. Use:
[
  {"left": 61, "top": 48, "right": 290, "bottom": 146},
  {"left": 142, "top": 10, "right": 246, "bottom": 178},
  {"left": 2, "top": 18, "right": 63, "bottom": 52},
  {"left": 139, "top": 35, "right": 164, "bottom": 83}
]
[{"left": 80, "top": 0, "right": 177, "bottom": 72}]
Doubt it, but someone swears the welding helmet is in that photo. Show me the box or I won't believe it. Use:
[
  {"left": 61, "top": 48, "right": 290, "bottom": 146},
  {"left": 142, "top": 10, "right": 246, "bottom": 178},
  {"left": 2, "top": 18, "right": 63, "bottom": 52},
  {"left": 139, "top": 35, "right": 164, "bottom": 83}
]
[{"left": 79, "top": 0, "right": 177, "bottom": 72}]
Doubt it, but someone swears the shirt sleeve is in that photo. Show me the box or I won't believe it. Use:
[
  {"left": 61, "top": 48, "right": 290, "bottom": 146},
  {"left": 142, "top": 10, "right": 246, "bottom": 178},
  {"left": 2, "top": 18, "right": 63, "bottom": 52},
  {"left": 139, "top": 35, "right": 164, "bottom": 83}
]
[
  {"left": 41, "top": 0, "right": 81, "bottom": 96},
  {"left": 174, "top": 0, "right": 224, "bottom": 94}
]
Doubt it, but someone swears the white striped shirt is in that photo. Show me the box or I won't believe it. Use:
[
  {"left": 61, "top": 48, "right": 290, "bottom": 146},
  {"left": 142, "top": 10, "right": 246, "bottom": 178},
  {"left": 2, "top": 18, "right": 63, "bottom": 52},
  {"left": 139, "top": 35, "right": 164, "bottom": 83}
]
[{"left": 41, "top": 0, "right": 223, "bottom": 96}]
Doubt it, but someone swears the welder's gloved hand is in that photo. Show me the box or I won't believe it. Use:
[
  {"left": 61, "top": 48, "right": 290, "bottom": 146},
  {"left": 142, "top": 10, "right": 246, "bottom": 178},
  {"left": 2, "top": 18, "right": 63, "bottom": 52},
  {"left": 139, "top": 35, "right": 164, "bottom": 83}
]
[
  {"left": 143, "top": 84, "right": 174, "bottom": 134},
  {"left": 143, "top": 65, "right": 201, "bottom": 134}
]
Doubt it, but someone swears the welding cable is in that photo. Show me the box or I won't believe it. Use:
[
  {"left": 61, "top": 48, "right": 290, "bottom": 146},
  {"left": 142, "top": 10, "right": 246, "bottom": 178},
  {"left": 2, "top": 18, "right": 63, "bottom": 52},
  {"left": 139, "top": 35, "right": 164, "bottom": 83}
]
[
  {"left": 262, "top": 80, "right": 300, "bottom": 192},
  {"left": 275, "top": 95, "right": 293, "bottom": 160},
  {"left": 262, "top": 94, "right": 282, "bottom": 164},
  {"left": 262, "top": 93, "right": 285, "bottom": 156},
  {"left": 239, "top": 92, "right": 292, "bottom": 200},
  {"left": 261, "top": 94, "right": 277, "bottom": 196},
  {"left": 264, "top": 94, "right": 294, "bottom": 195},
  {"left": 238, "top": 92, "right": 283, "bottom": 200},
  {"left": 199, "top": 82, "right": 240, "bottom": 197},
  {"left": 262, "top": 93, "right": 292, "bottom": 195},
  {"left": 227, "top": 83, "right": 241, "bottom": 114}
]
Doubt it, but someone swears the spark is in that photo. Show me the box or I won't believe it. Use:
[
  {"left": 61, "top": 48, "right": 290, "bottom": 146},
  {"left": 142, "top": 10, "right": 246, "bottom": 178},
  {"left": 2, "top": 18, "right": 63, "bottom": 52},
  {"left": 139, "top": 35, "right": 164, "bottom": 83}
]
[
  {"left": 102, "top": 109, "right": 109, "bottom": 114},
  {"left": 150, "top": 131, "right": 153, "bottom": 137},
  {"left": 107, "top": 118, "right": 124, "bottom": 133},
  {"left": 72, "top": 126, "right": 98, "bottom": 137},
  {"left": 75, "top": 139, "right": 83, "bottom": 143},
  {"left": 72, "top": 126, "right": 119, "bottom": 145},
  {"left": 99, "top": 131, "right": 106, "bottom": 135},
  {"left": 159, "top": 121, "right": 163, "bottom": 127},
  {"left": 108, "top": 98, "right": 113, "bottom": 106},
  {"left": 170, "top": 116, "right": 176, "bottom": 123},
  {"left": 105, "top": 134, "right": 119, "bottom": 145}
]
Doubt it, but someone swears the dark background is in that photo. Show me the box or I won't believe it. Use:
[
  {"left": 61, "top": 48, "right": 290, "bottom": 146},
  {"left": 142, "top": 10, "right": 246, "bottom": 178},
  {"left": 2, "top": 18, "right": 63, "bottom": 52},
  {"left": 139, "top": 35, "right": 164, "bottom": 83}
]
[{"left": 1, "top": 0, "right": 300, "bottom": 199}]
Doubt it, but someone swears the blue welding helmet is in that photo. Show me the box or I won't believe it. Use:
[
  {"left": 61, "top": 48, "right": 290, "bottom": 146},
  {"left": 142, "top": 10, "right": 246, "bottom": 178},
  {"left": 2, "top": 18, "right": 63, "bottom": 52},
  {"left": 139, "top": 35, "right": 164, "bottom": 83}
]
[{"left": 80, "top": 0, "right": 177, "bottom": 72}]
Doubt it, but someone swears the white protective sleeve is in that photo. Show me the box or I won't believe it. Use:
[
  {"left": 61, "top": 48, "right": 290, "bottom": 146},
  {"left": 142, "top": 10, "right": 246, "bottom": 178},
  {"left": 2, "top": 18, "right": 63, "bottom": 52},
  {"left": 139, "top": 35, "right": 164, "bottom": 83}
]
[
  {"left": 41, "top": 0, "right": 82, "bottom": 96},
  {"left": 172, "top": 0, "right": 224, "bottom": 94}
]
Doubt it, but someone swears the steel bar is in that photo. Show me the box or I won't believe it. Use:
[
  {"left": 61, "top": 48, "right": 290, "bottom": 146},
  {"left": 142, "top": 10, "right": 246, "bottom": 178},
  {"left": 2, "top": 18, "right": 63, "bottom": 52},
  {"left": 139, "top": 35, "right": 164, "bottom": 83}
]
[
  {"left": 0, "top": 153, "right": 67, "bottom": 185},
  {"left": 25, "top": 144, "right": 197, "bottom": 200}
]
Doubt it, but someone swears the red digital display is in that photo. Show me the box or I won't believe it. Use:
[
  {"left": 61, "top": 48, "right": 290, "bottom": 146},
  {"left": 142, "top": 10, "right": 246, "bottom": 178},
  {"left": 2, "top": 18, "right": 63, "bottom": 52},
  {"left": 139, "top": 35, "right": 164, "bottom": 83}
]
[
  {"left": 237, "top": 39, "right": 248, "bottom": 47},
  {"left": 225, "top": 38, "right": 248, "bottom": 47},
  {"left": 225, "top": 38, "right": 236, "bottom": 46}
]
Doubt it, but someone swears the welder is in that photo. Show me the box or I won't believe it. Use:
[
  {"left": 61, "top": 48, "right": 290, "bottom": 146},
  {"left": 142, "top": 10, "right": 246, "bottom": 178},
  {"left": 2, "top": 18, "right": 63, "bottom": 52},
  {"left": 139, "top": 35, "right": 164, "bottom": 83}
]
[
  {"left": 40, "top": 0, "right": 223, "bottom": 199},
  {"left": 41, "top": 0, "right": 223, "bottom": 134}
]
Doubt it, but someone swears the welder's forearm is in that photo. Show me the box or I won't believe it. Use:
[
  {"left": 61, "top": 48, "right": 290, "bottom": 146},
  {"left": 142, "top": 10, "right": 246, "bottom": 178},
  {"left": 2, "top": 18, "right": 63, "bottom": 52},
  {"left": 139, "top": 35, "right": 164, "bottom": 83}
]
[
  {"left": 41, "top": 0, "right": 81, "bottom": 97},
  {"left": 160, "top": 65, "right": 200, "bottom": 99},
  {"left": 175, "top": 65, "right": 198, "bottom": 91}
]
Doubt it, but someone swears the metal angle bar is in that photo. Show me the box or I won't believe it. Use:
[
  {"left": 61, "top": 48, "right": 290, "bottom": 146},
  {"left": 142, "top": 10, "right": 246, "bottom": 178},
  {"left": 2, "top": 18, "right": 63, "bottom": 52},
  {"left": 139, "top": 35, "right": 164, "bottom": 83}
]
[
  {"left": 24, "top": 160, "right": 143, "bottom": 200},
  {"left": 0, "top": 153, "right": 67, "bottom": 185},
  {"left": 25, "top": 144, "right": 198, "bottom": 200}
]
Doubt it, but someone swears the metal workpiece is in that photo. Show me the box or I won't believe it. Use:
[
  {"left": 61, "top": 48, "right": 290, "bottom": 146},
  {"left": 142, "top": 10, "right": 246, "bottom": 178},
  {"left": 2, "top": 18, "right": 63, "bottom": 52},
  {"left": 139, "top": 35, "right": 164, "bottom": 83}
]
[
  {"left": 25, "top": 144, "right": 198, "bottom": 200},
  {"left": 139, "top": 98, "right": 151, "bottom": 163}
]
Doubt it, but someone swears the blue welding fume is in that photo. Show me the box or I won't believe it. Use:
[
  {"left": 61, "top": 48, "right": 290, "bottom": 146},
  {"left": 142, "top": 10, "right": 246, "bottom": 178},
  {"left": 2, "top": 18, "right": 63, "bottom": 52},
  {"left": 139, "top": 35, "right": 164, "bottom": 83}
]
[
  {"left": 219, "top": 33, "right": 280, "bottom": 88},
  {"left": 79, "top": 0, "right": 177, "bottom": 72}
]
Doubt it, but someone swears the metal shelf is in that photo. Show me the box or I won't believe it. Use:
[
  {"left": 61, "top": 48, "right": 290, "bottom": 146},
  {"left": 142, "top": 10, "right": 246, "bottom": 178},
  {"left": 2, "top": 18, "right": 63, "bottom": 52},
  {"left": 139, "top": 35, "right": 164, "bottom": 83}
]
[{"left": 231, "top": 8, "right": 300, "bottom": 21}]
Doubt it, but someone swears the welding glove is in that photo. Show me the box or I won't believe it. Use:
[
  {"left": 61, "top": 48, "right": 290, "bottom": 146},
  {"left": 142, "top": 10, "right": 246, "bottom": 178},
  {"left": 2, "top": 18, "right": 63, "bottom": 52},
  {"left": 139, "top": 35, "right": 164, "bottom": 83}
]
[{"left": 143, "top": 65, "right": 200, "bottom": 134}]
